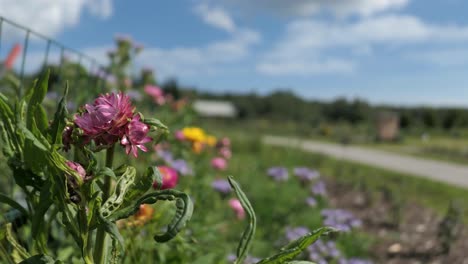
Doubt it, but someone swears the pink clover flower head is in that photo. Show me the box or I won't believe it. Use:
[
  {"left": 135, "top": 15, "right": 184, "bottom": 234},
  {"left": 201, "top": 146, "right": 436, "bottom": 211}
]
[
  {"left": 66, "top": 161, "right": 86, "bottom": 180},
  {"left": 74, "top": 92, "right": 134, "bottom": 146},
  {"left": 153, "top": 166, "right": 179, "bottom": 190},
  {"left": 120, "top": 115, "right": 152, "bottom": 157},
  {"left": 144, "top": 85, "right": 165, "bottom": 105},
  {"left": 211, "top": 157, "right": 228, "bottom": 171},
  {"left": 229, "top": 198, "right": 245, "bottom": 220},
  {"left": 174, "top": 130, "right": 185, "bottom": 141}
]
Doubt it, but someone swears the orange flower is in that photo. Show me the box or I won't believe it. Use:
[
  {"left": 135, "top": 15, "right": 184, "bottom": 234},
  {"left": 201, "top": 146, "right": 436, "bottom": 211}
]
[{"left": 192, "top": 141, "right": 204, "bottom": 154}]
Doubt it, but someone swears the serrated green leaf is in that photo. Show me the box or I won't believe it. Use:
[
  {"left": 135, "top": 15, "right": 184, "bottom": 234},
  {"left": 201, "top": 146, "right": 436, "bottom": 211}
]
[
  {"left": 256, "top": 227, "right": 337, "bottom": 264},
  {"left": 228, "top": 176, "right": 257, "bottom": 264}
]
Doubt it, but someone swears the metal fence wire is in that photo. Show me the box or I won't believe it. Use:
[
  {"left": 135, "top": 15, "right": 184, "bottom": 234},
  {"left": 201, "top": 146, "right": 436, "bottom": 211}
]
[{"left": 0, "top": 15, "right": 110, "bottom": 103}]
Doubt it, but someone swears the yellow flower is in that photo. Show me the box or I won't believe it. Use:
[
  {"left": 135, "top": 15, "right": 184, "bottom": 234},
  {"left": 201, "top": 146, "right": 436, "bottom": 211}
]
[
  {"left": 205, "top": 135, "right": 217, "bottom": 147},
  {"left": 182, "top": 127, "right": 206, "bottom": 142}
]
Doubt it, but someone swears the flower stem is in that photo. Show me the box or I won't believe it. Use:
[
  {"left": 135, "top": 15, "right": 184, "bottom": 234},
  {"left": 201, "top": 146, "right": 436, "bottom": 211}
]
[{"left": 93, "top": 145, "right": 115, "bottom": 264}]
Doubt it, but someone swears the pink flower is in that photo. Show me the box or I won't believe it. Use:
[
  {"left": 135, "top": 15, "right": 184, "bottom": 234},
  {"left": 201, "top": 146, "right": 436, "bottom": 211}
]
[
  {"left": 120, "top": 115, "right": 152, "bottom": 157},
  {"left": 211, "top": 157, "right": 227, "bottom": 171},
  {"left": 174, "top": 130, "right": 185, "bottom": 141},
  {"left": 229, "top": 198, "right": 245, "bottom": 220},
  {"left": 219, "top": 147, "right": 232, "bottom": 159},
  {"left": 153, "top": 166, "right": 179, "bottom": 190},
  {"left": 144, "top": 85, "right": 165, "bottom": 105},
  {"left": 74, "top": 92, "right": 134, "bottom": 146},
  {"left": 66, "top": 161, "right": 86, "bottom": 180}
]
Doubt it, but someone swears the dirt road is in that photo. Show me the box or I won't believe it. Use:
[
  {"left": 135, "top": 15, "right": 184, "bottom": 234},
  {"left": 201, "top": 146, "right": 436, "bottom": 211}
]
[{"left": 263, "top": 135, "right": 468, "bottom": 188}]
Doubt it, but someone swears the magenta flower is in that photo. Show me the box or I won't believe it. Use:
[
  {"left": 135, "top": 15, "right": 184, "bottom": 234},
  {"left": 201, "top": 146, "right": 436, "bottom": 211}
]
[
  {"left": 120, "top": 115, "right": 152, "bottom": 157},
  {"left": 229, "top": 198, "right": 245, "bottom": 220},
  {"left": 74, "top": 92, "right": 134, "bottom": 146},
  {"left": 144, "top": 85, "right": 165, "bottom": 105},
  {"left": 211, "top": 157, "right": 228, "bottom": 171},
  {"left": 153, "top": 166, "right": 179, "bottom": 190}
]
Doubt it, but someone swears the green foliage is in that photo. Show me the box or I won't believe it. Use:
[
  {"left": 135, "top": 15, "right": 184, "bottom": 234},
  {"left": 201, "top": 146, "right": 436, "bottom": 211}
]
[
  {"left": 228, "top": 176, "right": 257, "bottom": 264},
  {"left": 257, "top": 228, "right": 336, "bottom": 264}
]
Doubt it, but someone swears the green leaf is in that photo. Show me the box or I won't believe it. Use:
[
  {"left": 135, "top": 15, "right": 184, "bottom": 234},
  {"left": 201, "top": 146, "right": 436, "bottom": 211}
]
[
  {"left": 35, "top": 105, "right": 49, "bottom": 135},
  {"left": 142, "top": 117, "right": 169, "bottom": 131},
  {"left": 4, "top": 223, "right": 31, "bottom": 262},
  {"left": 19, "top": 254, "right": 61, "bottom": 264},
  {"left": 96, "top": 167, "right": 117, "bottom": 179},
  {"left": 150, "top": 166, "right": 163, "bottom": 190},
  {"left": 48, "top": 84, "right": 68, "bottom": 145},
  {"left": 0, "top": 192, "right": 28, "bottom": 217},
  {"left": 107, "top": 190, "right": 193, "bottom": 243},
  {"left": 31, "top": 181, "right": 54, "bottom": 253},
  {"left": 26, "top": 71, "right": 49, "bottom": 130},
  {"left": 119, "top": 166, "right": 157, "bottom": 208},
  {"left": 286, "top": 260, "right": 316, "bottom": 264},
  {"left": 100, "top": 166, "right": 136, "bottom": 218},
  {"left": 228, "top": 176, "right": 257, "bottom": 264},
  {"left": 256, "top": 227, "right": 337, "bottom": 264}
]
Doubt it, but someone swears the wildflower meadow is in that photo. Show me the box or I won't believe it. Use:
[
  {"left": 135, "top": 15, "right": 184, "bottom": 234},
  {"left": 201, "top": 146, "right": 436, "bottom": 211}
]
[{"left": 1, "top": 32, "right": 467, "bottom": 264}]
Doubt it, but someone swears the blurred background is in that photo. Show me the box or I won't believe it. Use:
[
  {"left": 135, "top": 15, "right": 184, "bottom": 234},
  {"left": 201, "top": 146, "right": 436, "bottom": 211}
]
[{"left": 1, "top": 1, "right": 468, "bottom": 263}]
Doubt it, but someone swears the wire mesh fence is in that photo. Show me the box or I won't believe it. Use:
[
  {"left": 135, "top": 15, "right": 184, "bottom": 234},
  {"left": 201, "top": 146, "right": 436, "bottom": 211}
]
[{"left": 0, "top": 15, "right": 110, "bottom": 105}]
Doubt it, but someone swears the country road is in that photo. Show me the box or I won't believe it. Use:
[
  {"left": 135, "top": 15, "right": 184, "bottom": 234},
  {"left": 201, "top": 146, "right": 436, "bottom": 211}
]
[{"left": 263, "top": 135, "right": 468, "bottom": 188}]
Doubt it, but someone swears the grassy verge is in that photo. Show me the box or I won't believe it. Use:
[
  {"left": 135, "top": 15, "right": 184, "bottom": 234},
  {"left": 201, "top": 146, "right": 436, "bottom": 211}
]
[{"left": 224, "top": 131, "right": 468, "bottom": 223}]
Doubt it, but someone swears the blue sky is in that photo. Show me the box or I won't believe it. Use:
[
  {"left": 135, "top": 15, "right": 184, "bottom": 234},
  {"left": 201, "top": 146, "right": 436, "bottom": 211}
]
[{"left": 1, "top": 0, "right": 468, "bottom": 106}]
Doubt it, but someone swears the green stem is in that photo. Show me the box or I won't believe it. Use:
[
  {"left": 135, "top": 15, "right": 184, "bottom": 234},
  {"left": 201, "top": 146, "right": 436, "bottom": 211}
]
[{"left": 93, "top": 145, "right": 115, "bottom": 264}]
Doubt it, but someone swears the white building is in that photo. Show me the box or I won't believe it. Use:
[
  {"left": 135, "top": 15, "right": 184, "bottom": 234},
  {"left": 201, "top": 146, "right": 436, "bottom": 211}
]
[{"left": 193, "top": 100, "right": 237, "bottom": 118}]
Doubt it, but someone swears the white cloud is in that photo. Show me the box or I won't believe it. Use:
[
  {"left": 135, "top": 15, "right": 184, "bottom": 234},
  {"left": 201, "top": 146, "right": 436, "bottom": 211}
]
[
  {"left": 257, "top": 59, "right": 355, "bottom": 75},
  {"left": 194, "top": 3, "right": 236, "bottom": 32},
  {"left": 137, "top": 29, "right": 260, "bottom": 78},
  {"left": 214, "top": 0, "right": 409, "bottom": 17},
  {"left": 258, "top": 14, "right": 468, "bottom": 75},
  {"left": 0, "top": 0, "right": 113, "bottom": 38}
]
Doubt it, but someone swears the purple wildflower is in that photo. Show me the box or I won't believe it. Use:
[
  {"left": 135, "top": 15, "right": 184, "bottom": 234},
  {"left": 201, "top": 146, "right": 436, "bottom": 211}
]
[
  {"left": 311, "top": 181, "right": 327, "bottom": 196},
  {"left": 267, "top": 167, "right": 288, "bottom": 181},
  {"left": 156, "top": 149, "right": 174, "bottom": 164},
  {"left": 211, "top": 179, "right": 232, "bottom": 194},
  {"left": 321, "top": 209, "right": 362, "bottom": 232},
  {"left": 306, "top": 197, "right": 317, "bottom": 207},
  {"left": 307, "top": 239, "right": 342, "bottom": 263},
  {"left": 339, "top": 258, "right": 374, "bottom": 264},
  {"left": 171, "top": 159, "right": 193, "bottom": 176},
  {"left": 285, "top": 226, "right": 310, "bottom": 242},
  {"left": 294, "top": 167, "right": 320, "bottom": 182}
]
